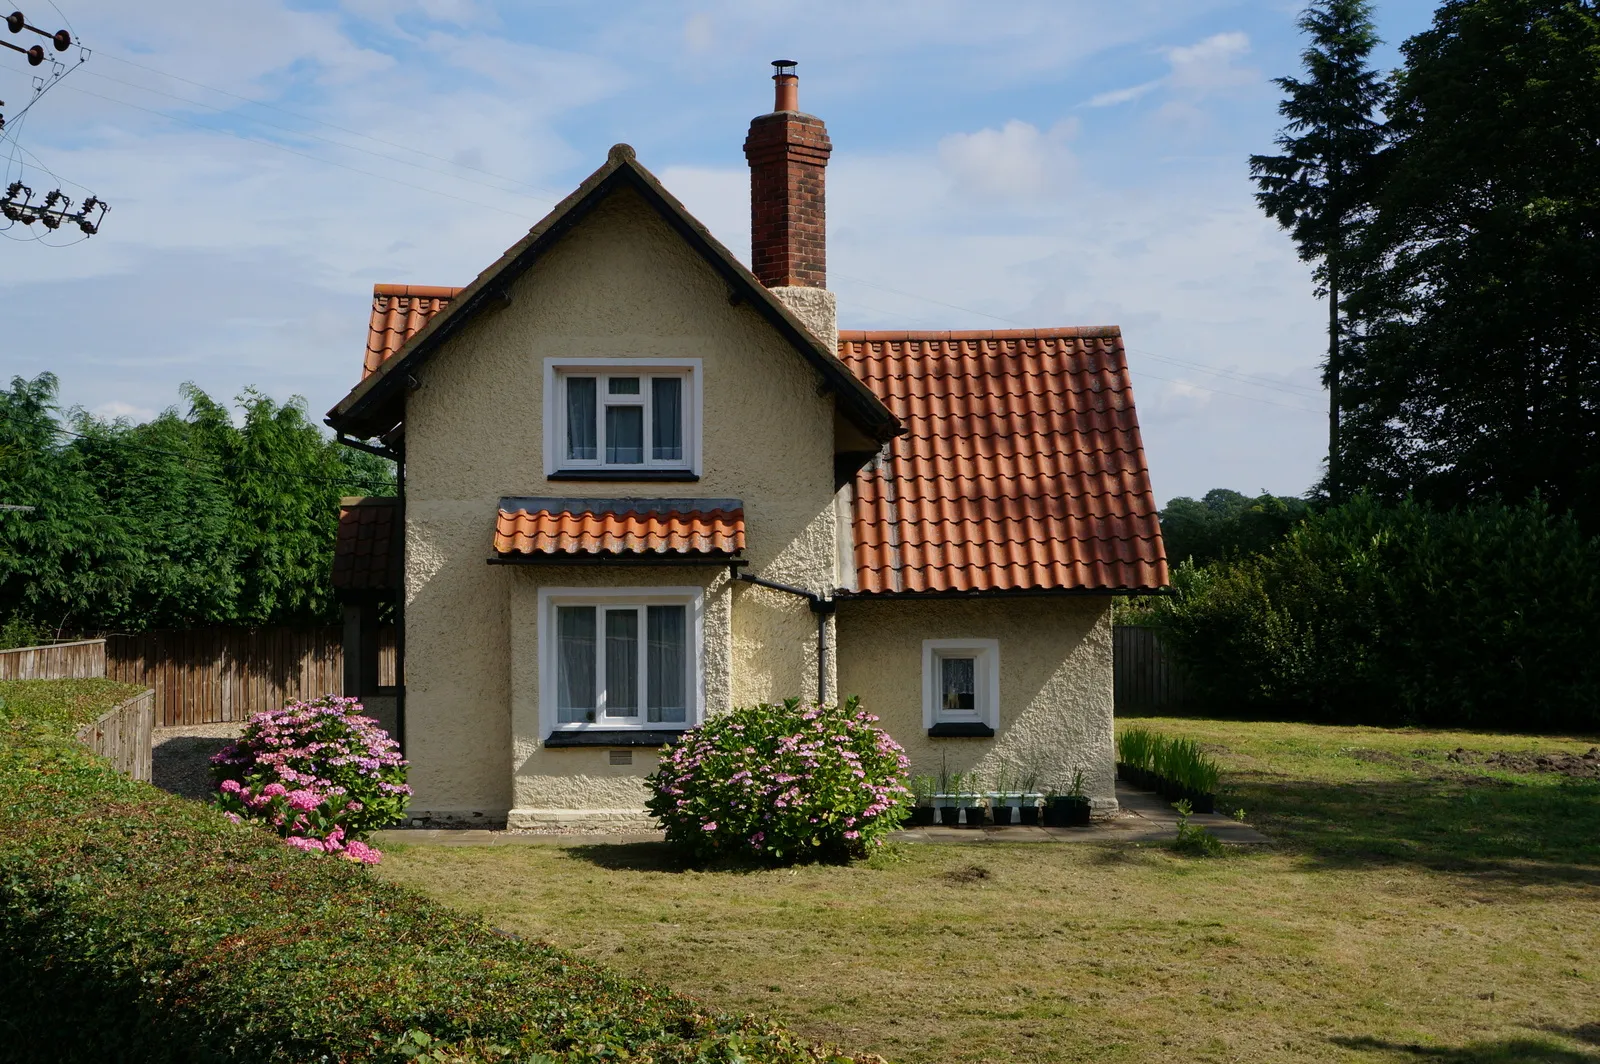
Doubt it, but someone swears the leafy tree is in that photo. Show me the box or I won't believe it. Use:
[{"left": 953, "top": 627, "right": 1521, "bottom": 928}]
[
  {"left": 0, "top": 374, "right": 394, "bottom": 635},
  {"left": 1342, "top": 0, "right": 1600, "bottom": 530},
  {"left": 1251, "top": 0, "right": 1389, "bottom": 500},
  {"left": 1159, "top": 489, "right": 1312, "bottom": 566}
]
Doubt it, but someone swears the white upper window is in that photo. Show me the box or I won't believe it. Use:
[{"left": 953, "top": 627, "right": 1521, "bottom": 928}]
[
  {"left": 544, "top": 359, "right": 701, "bottom": 476},
  {"left": 922, "top": 639, "right": 1000, "bottom": 730},
  {"left": 540, "top": 587, "right": 704, "bottom": 733}
]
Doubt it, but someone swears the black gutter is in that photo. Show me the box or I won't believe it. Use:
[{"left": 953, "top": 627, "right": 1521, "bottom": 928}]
[
  {"left": 335, "top": 432, "right": 402, "bottom": 462},
  {"left": 488, "top": 555, "right": 747, "bottom": 567},
  {"left": 733, "top": 567, "right": 835, "bottom": 706},
  {"left": 833, "top": 585, "right": 1172, "bottom": 601}
]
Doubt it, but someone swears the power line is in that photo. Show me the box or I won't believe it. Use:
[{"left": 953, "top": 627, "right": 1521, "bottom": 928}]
[
  {"left": 95, "top": 50, "right": 570, "bottom": 200},
  {"left": 60, "top": 82, "right": 547, "bottom": 222}
]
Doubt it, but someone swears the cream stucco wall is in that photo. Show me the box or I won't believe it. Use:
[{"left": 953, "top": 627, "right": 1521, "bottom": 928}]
[
  {"left": 402, "top": 183, "right": 842, "bottom": 823},
  {"left": 835, "top": 596, "right": 1118, "bottom": 809}
]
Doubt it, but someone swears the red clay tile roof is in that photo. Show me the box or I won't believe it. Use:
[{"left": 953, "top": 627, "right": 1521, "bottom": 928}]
[
  {"left": 332, "top": 497, "right": 401, "bottom": 591},
  {"left": 494, "top": 498, "right": 745, "bottom": 558},
  {"left": 365, "top": 285, "right": 461, "bottom": 379},
  {"left": 838, "top": 329, "right": 1167, "bottom": 594}
]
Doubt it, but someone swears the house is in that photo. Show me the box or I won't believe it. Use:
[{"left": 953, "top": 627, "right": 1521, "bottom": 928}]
[{"left": 326, "top": 64, "right": 1167, "bottom": 827}]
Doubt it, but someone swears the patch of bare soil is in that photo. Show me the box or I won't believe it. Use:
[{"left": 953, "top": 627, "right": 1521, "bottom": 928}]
[
  {"left": 942, "top": 864, "right": 992, "bottom": 884},
  {"left": 1447, "top": 746, "right": 1600, "bottom": 779}
]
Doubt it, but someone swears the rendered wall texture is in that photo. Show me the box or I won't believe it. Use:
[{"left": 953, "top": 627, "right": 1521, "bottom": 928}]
[
  {"left": 834, "top": 596, "right": 1118, "bottom": 807},
  {"left": 403, "top": 184, "right": 841, "bottom": 821}
]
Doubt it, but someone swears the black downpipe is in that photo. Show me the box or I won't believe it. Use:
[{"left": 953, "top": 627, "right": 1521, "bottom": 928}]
[
  {"left": 394, "top": 454, "right": 406, "bottom": 755},
  {"left": 732, "top": 568, "right": 835, "bottom": 706}
]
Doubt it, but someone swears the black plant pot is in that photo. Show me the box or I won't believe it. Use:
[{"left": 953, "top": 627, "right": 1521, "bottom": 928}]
[
  {"left": 1116, "top": 761, "right": 1131, "bottom": 782},
  {"left": 1186, "top": 790, "right": 1216, "bottom": 815},
  {"left": 932, "top": 804, "right": 959, "bottom": 826},
  {"left": 955, "top": 805, "right": 987, "bottom": 828},
  {"left": 1019, "top": 805, "right": 1040, "bottom": 826},
  {"left": 992, "top": 803, "right": 1024, "bottom": 827},
  {"left": 906, "top": 806, "right": 936, "bottom": 827},
  {"left": 1043, "top": 796, "right": 1091, "bottom": 827}
]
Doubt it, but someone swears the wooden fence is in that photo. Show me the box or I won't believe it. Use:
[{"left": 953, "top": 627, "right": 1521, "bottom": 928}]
[
  {"left": 1113, "top": 625, "right": 1189, "bottom": 714},
  {"left": 75, "top": 688, "right": 156, "bottom": 781},
  {"left": 106, "top": 627, "right": 396, "bottom": 728},
  {"left": 0, "top": 638, "right": 107, "bottom": 680}
]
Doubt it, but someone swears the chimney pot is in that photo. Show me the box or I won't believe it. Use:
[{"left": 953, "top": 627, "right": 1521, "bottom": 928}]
[{"left": 772, "top": 59, "right": 799, "bottom": 111}]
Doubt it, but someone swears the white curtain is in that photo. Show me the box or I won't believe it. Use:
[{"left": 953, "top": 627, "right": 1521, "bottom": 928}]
[
  {"left": 652, "top": 377, "right": 682, "bottom": 461},
  {"left": 556, "top": 606, "right": 596, "bottom": 723},
  {"left": 606, "top": 405, "right": 644, "bottom": 464},
  {"left": 647, "top": 605, "right": 687, "bottom": 723},
  {"left": 605, "top": 609, "right": 639, "bottom": 718},
  {"left": 565, "top": 377, "right": 597, "bottom": 461}
]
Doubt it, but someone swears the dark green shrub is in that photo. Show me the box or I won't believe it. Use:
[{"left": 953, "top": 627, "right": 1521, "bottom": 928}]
[
  {"left": 1152, "top": 496, "right": 1600, "bottom": 730},
  {"left": 0, "top": 680, "right": 864, "bottom": 1064}
]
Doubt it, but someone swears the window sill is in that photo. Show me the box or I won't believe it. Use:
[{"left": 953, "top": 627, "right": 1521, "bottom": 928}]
[
  {"left": 544, "top": 729, "right": 686, "bottom": 748},
  {"left": 927, "top": 722, "right": 996, "bottom": 738},
  {"left": 548, "top": 469, "right": 700, "bottom": 482}
]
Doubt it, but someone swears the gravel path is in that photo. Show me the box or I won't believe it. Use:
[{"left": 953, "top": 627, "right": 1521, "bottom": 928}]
[{"left": 152, "top": 723, "right": 242, "bottom": 802}]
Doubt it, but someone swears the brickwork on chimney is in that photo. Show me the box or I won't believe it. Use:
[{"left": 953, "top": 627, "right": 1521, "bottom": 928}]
[{"left": 744, "top": 110, "right": 832, "bottom": 289}]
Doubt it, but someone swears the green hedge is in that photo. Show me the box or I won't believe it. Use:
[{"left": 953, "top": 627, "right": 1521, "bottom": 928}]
[
  {"left": 1150, "top": 496, "right": 1600, "bottom": 731},
  {"left": 0, "top": 680, "right": 863, "bottom": 1064}
]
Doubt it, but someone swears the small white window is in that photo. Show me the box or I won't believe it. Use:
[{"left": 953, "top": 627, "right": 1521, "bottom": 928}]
[
  {"left": 922, "top": 639, "right": 1000, "bottom": 730},
  {"left": 540, "top": 587, "right": 703, "bottom": 734},
  {"left": 545, "top": 360, "right": 700, "bottom": 476}
]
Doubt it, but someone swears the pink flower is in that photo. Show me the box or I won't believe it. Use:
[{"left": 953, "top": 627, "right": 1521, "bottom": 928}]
[
  {"left": 284, "top": 836, "right": 325, "bottom": 853},
  {"left": 341, "top": 840, "right": 382, "bottom": 864},
  {"left": 219, "top": 779, "right": 242, "bottom": 795},
  {"left": 285, "top": 789, "right": 321, "bottom": 812}
]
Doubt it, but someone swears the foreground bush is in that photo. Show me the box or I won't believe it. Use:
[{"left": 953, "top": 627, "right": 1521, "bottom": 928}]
[
  {"left": 0, "top": 679, "right": 867, "bottom": 1063},
  {"left": 645, "top": 697, "right": 910, "bottom": 864},
  {"left": 1152, "top": 496, "right": 1600, "bottom": 730},
  {"left": 211, "top": 695, "right": 409, "bottom": 862}
]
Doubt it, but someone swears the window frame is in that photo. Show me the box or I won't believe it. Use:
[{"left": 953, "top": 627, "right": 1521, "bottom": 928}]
[
  {"left": 921, "top": 639, "right": 1001, "bottom": 730},
  {"left": 538, "top": 585, "right": 705, "bottom": 737},
  {"left": 543, "top": 358, "right": 702, "bottom": 478}
]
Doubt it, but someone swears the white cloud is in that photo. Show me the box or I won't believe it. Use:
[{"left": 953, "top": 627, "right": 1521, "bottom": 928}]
[
  {"left": 937, "top": 119, "right": 1078, "bottom": 202},
  {"left": 1164, "top": 31, "right": 1258, "bottom": 95},
  {"left": 1085, "top": 80, "right": 1163, "bottom": 108},
  {"left": 91, "top": 400, "right": 158, "bottom": 422}
]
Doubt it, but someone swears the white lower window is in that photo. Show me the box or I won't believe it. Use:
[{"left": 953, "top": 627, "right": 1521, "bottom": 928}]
[
  {"left": 542, "top": 588, "right": 702, "bottom": 731},
  {"left": 922, "top": 639, "right": 1000, "bottom": 729}
]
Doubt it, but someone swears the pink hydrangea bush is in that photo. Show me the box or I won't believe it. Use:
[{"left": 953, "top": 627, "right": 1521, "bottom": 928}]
[
  {"left": 210, "top": 695, "right": 409, "bottom": 864},
  {"left": 645, "top": 696, "right": 910, "bottom": 864}
]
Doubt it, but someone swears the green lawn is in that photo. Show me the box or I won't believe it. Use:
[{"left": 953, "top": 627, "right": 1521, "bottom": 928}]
[{"left": 377, "top": 718, "right": 1600, "bottom": 1064}]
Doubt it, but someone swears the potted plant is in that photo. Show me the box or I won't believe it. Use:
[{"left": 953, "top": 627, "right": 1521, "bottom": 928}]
[
  {"left": 989, "top": 763, "right": 1024, "bottom": 826},
  {"left": 1044, "top": 769, "right": 1092, "bottom": 827},
  {"left": 954, "top": 773, "right": 986, "bottom": 828},
  {"left": 1017, "top": 767, "right": 1043, "bottom": 825},
  {"left": 905, "top": 774, "right": 937, "bottom": 826},
  {"left": 931, "top": 763, "right": 960, "bottom": 825}
]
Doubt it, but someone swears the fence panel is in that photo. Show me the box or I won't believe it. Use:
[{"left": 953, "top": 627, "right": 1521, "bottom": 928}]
[
  {"left": 75, "top": 688, "right": 156, "bottom": 781},
  {"left": 106, "top": 628, "right": 375, "bottom": 728},
  {"left": 0, "top": 639, "right": 107, "bottom": 680},
  {"left": 1113, "top": 625, "right": 1189, "bottom": 714}
]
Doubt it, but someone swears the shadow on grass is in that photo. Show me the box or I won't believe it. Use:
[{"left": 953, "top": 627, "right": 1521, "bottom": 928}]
[
  {"left": 1332, "top": 1034, "right": 1600, "bottom": 1063},
  {"left": 561, "top": 841, "right": 868, "bottom": 876},
  {"left": 1234, "top": 774, "right": 1600, "bottom": 883},
  {"left": 1546, "top": 1026, "right": 1600, "bottom": 1048}
]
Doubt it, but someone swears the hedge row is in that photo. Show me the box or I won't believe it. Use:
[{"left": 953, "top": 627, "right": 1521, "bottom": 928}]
[{"left": 0, "top": 680, "right": 864, "bottom": 1064}]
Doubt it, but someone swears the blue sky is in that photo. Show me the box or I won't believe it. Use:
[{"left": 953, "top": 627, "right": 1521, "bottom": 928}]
[{"left": 1, "top": 0, "right": 1439, "bottom": 503}]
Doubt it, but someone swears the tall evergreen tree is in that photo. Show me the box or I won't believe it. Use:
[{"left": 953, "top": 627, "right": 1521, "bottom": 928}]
[
  {"left": 1342, "top": 0, "right": 1600, "bottom": 529},
  {"left": 1250, "top": 0, "right": 1389, "bottom": 501}
]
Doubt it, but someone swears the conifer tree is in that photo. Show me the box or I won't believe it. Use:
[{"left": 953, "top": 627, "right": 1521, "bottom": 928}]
[{"left": 1250, "top": 0, "right": 1388, "bottom": 501}]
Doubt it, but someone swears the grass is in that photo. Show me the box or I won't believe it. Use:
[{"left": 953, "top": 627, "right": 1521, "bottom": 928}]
[{"left": 377, "top": 717, "right": 1600, "bottom": 1064}]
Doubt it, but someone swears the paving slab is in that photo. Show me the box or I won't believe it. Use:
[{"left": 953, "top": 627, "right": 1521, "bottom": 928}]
[{"left": 373, "top": 783, "right": 1270, "bottom": 848}]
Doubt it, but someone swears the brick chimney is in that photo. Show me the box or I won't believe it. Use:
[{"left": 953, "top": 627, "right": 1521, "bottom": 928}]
[{"left": 744, "top": 61, "right": 836, "bottom": 345}]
